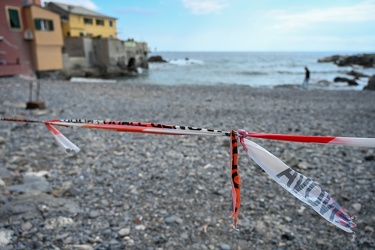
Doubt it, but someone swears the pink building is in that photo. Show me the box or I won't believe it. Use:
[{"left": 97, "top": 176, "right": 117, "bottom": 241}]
[{"left": 0, "top": 0, "right": 35, "bottom": 77}]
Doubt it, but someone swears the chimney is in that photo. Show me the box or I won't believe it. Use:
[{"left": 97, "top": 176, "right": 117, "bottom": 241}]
[{"left": 22, "top": 0, "right": 42, "bottom": 6}]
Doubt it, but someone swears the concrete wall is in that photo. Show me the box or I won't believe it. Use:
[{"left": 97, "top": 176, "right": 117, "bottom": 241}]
[
  {"left": 62, "top": 37, "right": 148, "bottom": 78},
  {"left": 62, "top": 38, "right": 91, "bottom": 73},
  {"left": 63, "top": 37, "right": 85, "bottom": 57},
  {"left": 92, "top": 38, "right": 109, "bottom": 66}
]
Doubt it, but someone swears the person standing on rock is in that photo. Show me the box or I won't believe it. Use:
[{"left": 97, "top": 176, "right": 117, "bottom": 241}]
[{"left": 302, "top": 66, "right": 310, "bottom": 90}]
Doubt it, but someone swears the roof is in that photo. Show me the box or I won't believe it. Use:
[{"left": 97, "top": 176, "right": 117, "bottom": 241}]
[{"left": 45, "top": 2, "right": 117, "bottom": 20}]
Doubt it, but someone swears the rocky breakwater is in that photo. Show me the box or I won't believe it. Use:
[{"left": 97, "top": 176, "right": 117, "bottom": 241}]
[{"left": 318, "top": 53, "right": 375, "bottom": 90}]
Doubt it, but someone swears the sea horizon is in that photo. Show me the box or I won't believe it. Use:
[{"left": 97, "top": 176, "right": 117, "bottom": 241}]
[
  {"left": 120, "top": 51, "right": 375, "bottom": 90},
  {"left": 151, "top": 50, "right": 375, "bottom": 54}
]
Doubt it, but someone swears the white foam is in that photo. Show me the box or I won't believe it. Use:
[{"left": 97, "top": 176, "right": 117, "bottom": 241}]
[
  {"left": 70, "top": 77, "right": 117, "bottom": 84},
  {"left": 168, "top": 58, "right": 204, "bottom": 66}
]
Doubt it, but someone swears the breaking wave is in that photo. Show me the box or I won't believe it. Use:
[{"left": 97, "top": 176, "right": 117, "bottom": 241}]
[{"left": 168, "top": 58, "right": 204, "bottom": 66}]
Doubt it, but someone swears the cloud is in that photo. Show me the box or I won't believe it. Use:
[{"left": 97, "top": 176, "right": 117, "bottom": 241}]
[
  {"left": 42, "top": 0, "right": 99, "bottom": 10},
  {"left": 182, "top": 0, "right": 227, "bottom": 15},
  {"left": 268, "top": 0, "right": 375, "bottom": 31}
]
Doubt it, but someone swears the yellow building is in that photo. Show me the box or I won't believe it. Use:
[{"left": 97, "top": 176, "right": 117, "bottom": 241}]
[
  {"left": 45, "top": 2, "right": 117, "bottom": 38},
  {"left": 24, "top": 1, "right": 64, "bottom": 72}
]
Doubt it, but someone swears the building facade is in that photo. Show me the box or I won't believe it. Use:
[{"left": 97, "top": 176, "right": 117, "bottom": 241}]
[
  {"left": 0, "top": 0, "right": 34, "bottom": 77},
  {"left": 0, "top": 0, "right": 63, "bottom": 77},
  {"left": 45, "top": 2, "right": 117, "bottom": 38},
  {"left": 24, "top": 3, "right": 64, "bottom": 72},
  {"left": 1, "top": 1, "right": 147, "bottom": 79}
]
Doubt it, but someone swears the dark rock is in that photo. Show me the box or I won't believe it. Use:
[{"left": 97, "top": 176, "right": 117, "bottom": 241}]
[
  {"left": 26, "top": 101, "right": 46, "bottom": 110},
  {"left": 347, "top": 70, "right": 369, "bottom": 78},
  {"left": 281, "top": 233, "right": 295, "bottom": 241},
  {"left": 333, "top": 77, "right": 358, "bottom": 86},
  {"left": 337, "top": 54, "right": 375, "bottom": 67},
  {"left": 364, "top": 75, "right": 375, "bottom": 90},
  {"left": 148, "top": 55, "right": 167, "bottom": 63},
  {"left": 317, "top": 55, "right": 341, "bottom": 63},
  {"left": 318, "top": 54, "right": 375, "bottom": 68},
  {"left": 364, "top": 155, "right": 374, "bottom": 161}
]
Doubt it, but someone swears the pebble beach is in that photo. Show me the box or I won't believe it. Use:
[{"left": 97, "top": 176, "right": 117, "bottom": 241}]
[{"left": 0, "top": 77, "right": 374, "bottom": 249}]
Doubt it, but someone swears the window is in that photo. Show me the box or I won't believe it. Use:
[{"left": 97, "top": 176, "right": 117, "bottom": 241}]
[
  {"left": 84, "top": 18, "right": 93, "bottom": 25},
  {"left": 96, "top": 19, "right": 104, "bottom": 26},
  {"left": 109, "top": 20, "right": 113, "bottom": 27},
  {"left": 34, "top": 19, "right": 54, "bottom": 31},
  {"left": 7, "top": 7, "right": 22, "bottom": 30}
]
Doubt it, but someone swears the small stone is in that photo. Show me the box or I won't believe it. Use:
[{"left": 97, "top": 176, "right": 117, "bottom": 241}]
[
  {"left": 164, "top": 216, "right": 174, "bottom": 224},
  {"left": 165, "top": 215, "right": 183, "bottom": 224},
  {"left": 316, "top": 239, "right": 325, "bottom": 245},
  {"left": 89, "top": 210, "right": 100, "bottom": 218},
  {"left": 64, "top": 236, "right": 73, "bottom": 244},
  {"left": 352, "top": 203, "right": 362, "bottom": 212},
  {"left": 181, "top": 232, "right": 189, "bottom": 240},
  {"left": 0, "top": 229, "right": 14, "bottom": 247},
  {"left": 364, "top": 226, "right": 374, "bottom": 233},
  {"left": 281, "top": 233, "right": 295, "bottom": 241},
  {"left": 297, "top": 206, "right": 306, "bottom": 215},
  {"left": 109, "top": 239, "right": 120, "bottom": 245},
  {"left": 70, "top": 245, "right": 93, "bottom": 250},
  {"left": 38, "top": 204, "right": 50, "bottom": 213},
  {"left": 278, "top": 242, "right": 287, "bottom": 247},
  {"left": 0, "top": 178, "right": 5, "bottom": 187},
  {"left": 0, "top": 136, "right": 6, "bottom": 144},
  {"left": 284, "top": 216, "right": 292, "bottom": 222},
  {"left": 118, "top": 228, "right": 131, "bottom": 236},
  {"left": 298, "top": 162, "right": 308, "bottom": 170},
  {"left": 135, "top": 224, "right": 146, "bottom": 231},
  {"left": 220, "top": 243, "right": 231, "bottom": 250},
  {"left": 126, "top": 238, "right": 135, "bottom": 246},
  {"left": 25, "top": 170, "right": 50, "bottom": 177},
  {"left": 52, "top": 180, "right": 74, "bottom": 197},
  {"left": 45, "top": 216, "right": 74, "bottom": 230},
  {"left": 21, "top": 221, "right": 33, "bottom": 231},
  {"left": 56, "top": 233, "right": 70, "bottom": 240}
]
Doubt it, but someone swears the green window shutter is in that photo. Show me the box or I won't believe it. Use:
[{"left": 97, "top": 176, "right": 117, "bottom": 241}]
[
  {"left": 8, "top": 9, "right": 21, "bottom": 28},
  {"left": 49, "top": 20, "right": 54, "bottom": 31},
  {"left": 35, "top": 18, "right": 41, "bottom": 30}
]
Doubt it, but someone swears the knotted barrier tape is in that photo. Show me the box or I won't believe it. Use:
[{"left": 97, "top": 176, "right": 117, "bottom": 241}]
[{"left": 2, "top": 117, "right": 375, "bottom": 233}]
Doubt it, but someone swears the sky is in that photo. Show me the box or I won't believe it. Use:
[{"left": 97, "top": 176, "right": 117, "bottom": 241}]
[{"left": 43, "top": 0, "right": 375, "bottom": 52}]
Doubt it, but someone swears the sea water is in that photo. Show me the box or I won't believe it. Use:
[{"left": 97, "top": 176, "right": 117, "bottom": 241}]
[{"left": 120, "top": 52, "right": 375, "bottom": 90}]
